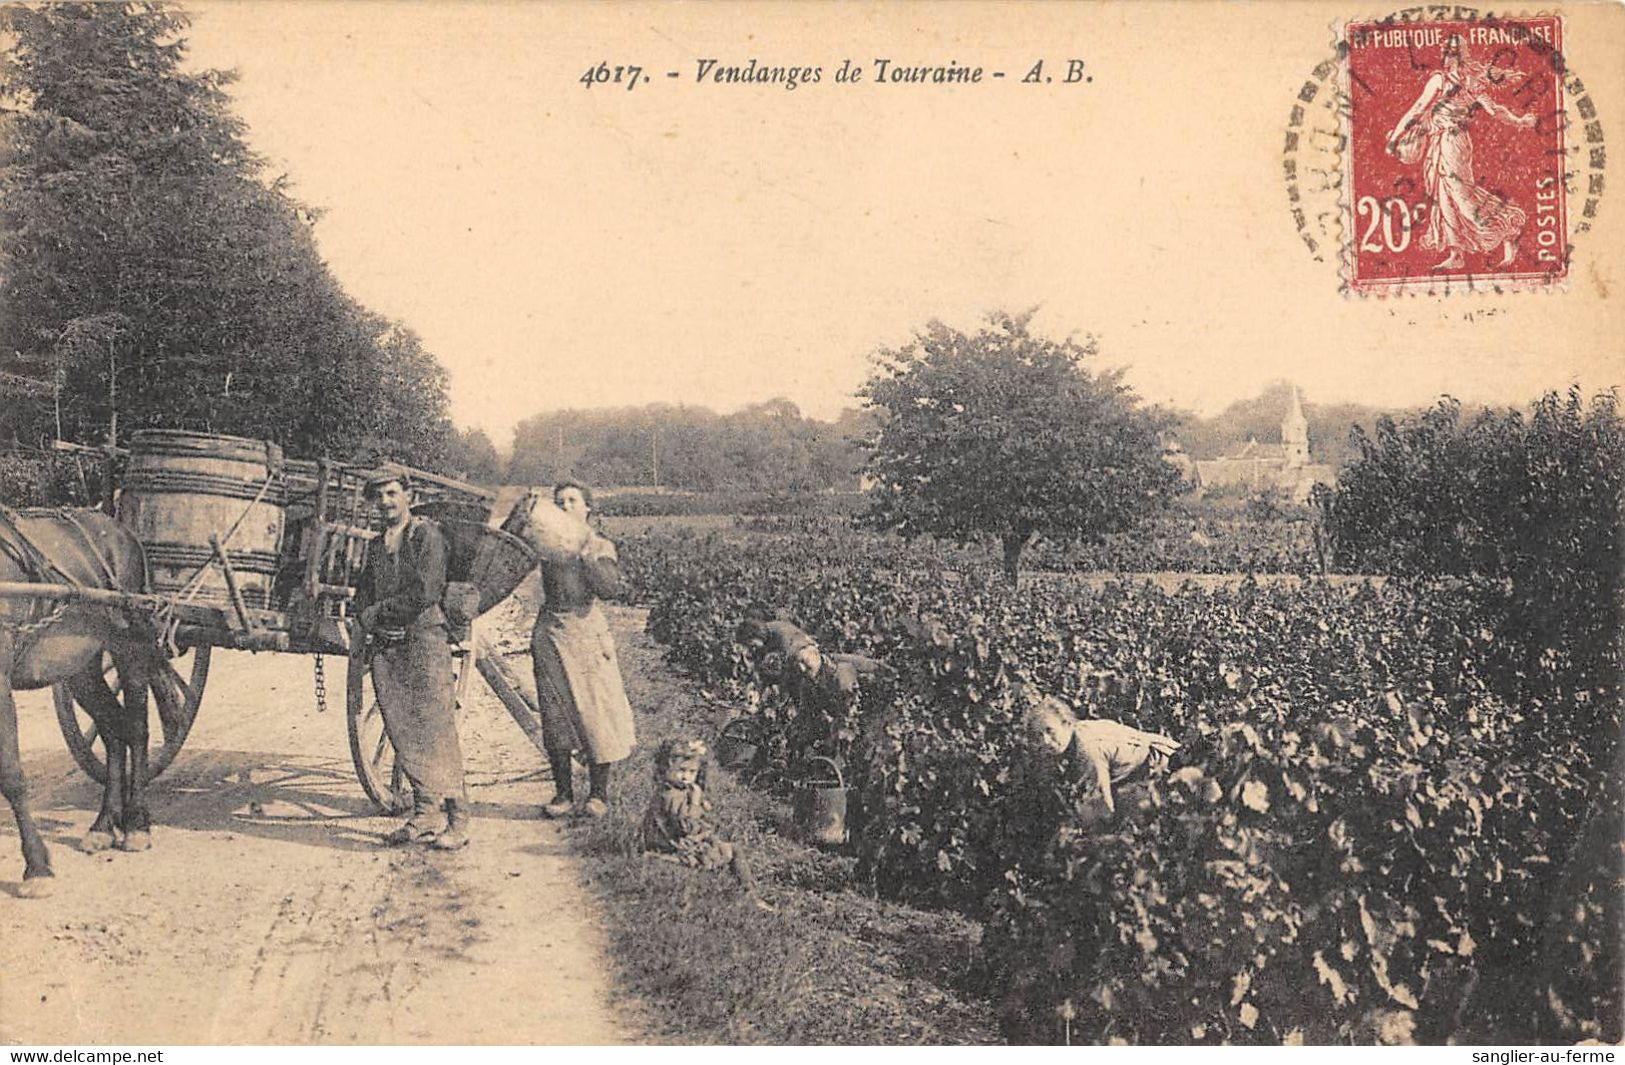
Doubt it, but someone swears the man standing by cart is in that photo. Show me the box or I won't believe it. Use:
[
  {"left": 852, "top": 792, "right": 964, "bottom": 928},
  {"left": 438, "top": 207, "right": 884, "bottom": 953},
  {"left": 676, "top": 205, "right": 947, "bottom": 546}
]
[{"left": 355, "top": 471, "right": 470, "bottom": 850}]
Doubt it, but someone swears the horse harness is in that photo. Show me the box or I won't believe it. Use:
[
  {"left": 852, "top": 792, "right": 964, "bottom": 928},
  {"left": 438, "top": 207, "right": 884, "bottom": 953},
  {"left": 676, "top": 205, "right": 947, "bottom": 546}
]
[{"left": 0, "top": 503, "right": 128, "bottom": 654}]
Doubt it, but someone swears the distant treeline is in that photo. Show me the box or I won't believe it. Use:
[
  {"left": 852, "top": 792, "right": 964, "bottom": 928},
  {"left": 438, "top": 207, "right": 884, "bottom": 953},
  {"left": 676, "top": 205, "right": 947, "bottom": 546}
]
[
  {"left": 498, "top": 400, "right": 875, "bottom": 492},
  {"left": 484, "top": 384, "right": 1400, "bottom": 492}
]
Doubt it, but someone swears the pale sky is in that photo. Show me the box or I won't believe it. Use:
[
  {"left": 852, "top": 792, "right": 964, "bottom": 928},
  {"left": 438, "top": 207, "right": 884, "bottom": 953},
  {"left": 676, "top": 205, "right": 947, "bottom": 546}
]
[{"left": 179, "top": 1, "right": 1625, "bottom": 445}]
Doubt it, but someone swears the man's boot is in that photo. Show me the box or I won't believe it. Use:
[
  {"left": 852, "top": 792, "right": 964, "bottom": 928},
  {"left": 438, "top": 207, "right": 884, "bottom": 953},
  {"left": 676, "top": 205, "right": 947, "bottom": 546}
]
[
  {"left": 432, "top": 797, "right": 470, "bottom": 850},
  {"left": 542, "top": 747, "right": 575, "bottom": 819},
  {"left": 581, "top": 762, "right": 612, "bottom": 818},
  {"left": 384, "top": 787, "right": 439, "bottom": 846}
]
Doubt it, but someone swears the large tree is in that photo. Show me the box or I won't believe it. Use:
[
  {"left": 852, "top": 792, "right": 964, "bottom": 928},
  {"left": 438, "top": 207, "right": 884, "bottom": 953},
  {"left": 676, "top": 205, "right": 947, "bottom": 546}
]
[
  {"left": 0, "top": 2, "right": 451, "bottom": 468},
  {"left": 859, "top": 311, "right": 1181, "bottom": 580}
]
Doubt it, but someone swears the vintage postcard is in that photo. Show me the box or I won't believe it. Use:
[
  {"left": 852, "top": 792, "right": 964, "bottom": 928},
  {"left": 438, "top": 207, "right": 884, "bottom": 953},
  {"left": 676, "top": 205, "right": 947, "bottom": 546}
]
[{"left": 0, "top": 0, "right": 1621, "bottom": 1051}]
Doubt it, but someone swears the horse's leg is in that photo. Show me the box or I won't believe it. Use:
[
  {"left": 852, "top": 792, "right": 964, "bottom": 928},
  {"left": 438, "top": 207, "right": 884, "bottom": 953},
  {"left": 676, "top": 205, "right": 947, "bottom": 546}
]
[
  {"left": 113, "top": 642, "right": 154, "bottom": 852},
  {"left": 0, "top": 634, "right": 54, "bottom": 895},
  {"left": 72, "top": 666, "right": 127, "bottom": 852}
]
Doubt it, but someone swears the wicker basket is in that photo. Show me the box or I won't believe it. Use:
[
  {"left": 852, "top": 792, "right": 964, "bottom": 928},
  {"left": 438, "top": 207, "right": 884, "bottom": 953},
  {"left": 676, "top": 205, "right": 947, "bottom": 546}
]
[
  {"left": 440, "top": 519, "right": 538, "bottom": 616},
  {"left": 414, "top": 498, "right": 495, "bottom": 526}
]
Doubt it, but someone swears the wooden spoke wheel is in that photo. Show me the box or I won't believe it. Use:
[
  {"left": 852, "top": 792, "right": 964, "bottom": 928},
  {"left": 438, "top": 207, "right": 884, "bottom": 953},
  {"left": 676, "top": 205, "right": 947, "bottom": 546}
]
[
  {"left": 345, "top": 638, "right": 410, "bottom": 817},
  {"left": 52, "top": 645, "right": 212, "bottom": 785},
  {"left": 345, "top": 631, "right": 477, "bottom": 816}
]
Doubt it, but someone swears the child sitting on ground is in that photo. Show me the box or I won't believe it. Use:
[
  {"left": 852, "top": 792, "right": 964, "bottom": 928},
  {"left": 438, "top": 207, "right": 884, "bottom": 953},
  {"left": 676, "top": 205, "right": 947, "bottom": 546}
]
[{"left": 642, "top": 738, "right": 775, "bottom": 912}]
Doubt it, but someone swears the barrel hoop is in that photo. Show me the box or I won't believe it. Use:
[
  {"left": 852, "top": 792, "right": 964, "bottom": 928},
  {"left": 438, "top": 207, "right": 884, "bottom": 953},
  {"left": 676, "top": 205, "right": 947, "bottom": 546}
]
[
  {"left": 128, "top": 430, "right": 282, "bottom": 464},
  {"left": 123, "top": 469, "right": 281, "bottom": 503},
  {"left": 143, "top": 584, "right": 273, "bottom": 610},
  {"left": 143, "top": 544, "right": 280, "bottom": 573}
]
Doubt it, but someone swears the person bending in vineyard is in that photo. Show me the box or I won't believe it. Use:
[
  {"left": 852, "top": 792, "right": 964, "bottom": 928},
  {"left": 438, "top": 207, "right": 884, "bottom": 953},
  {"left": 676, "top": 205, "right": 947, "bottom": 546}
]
[
  {"left": 737, "top": 617, "right": 818, "bottom": 683},
  {"left": 531, "top": 481, "right": 637, "bottom": 818},
  {"left": 1026, "top": 692, "right": 1179, "bottom": 816},
  {"left": 794, "top": 648, "right": 893, "bottom": 712},
  {"left": 788, "top": 646, "right": 894, "bottom": 757},
  {"left": 737, "top": 617, "right": 892, "bottom": 698},
  {"left": 356, "top": 472, "right": 470, "bottom": 849},
  {"left": 740, "top": 617, "right": 895, "bottom": 755}
]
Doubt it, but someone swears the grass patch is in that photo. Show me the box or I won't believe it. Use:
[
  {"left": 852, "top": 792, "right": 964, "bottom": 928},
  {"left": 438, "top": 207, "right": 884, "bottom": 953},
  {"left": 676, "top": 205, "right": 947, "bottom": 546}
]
[{"left": 559, "top": 605, "right": 1000, "bottom": 1045}]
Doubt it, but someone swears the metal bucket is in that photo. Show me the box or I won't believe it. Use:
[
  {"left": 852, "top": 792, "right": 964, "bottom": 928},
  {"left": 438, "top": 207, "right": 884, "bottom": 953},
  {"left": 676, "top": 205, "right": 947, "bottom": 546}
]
[
  {"left": 119, "top": 431, "right": 284, "bottom": 610},
  {"left": 715, "top": 717, "right": 764, "bottom": 771},
  {"left": 792, "top": 755, "right": 849, "bottom": 847}
]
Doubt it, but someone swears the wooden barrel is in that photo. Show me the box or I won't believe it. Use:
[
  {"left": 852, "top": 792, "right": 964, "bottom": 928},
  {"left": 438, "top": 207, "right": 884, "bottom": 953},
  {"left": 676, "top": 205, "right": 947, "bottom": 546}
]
[{"left": 119, "top": 431, "right": 285, "bottom": 611}]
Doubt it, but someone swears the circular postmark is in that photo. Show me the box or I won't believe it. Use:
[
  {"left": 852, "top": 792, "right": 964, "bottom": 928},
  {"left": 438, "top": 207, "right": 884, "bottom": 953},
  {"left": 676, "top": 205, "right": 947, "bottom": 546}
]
[{"left": 1282, "top": 6, "right": 1607, "bottom": 296}]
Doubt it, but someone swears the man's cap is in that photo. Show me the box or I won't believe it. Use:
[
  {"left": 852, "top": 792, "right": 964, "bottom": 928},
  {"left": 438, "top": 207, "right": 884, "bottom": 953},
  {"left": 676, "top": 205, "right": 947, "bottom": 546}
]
[{"left": 362, "top": 468, "right": 411, "bottom": 499}]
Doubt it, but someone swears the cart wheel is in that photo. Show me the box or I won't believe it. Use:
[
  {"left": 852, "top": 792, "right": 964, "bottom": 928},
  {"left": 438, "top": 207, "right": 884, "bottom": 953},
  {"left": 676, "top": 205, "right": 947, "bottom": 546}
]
[
  {"left": 52, "top": 645, "right": 211, "bottom": 785},
  {"left": 345, "top": 641, "right": 411, "bottom": 816},
  {"left": 346, "top": 636, "right": 477, "bottom": 816}
]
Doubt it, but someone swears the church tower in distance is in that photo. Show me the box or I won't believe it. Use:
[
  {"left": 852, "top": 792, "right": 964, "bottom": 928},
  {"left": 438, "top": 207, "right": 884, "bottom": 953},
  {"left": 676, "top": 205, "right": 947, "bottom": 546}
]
[{"left": 1282, "top": 386, "right": 1309, "bottom": 468}]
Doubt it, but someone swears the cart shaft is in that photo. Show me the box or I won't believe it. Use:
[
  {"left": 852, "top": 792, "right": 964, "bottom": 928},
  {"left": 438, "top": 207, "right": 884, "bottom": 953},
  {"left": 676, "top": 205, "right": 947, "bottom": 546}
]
[
  {"left": 474, "top": 633, "right": 550, "bottom": 755},
  {"left": 0, "top": 580, "right": 169, "bottom": 612}
]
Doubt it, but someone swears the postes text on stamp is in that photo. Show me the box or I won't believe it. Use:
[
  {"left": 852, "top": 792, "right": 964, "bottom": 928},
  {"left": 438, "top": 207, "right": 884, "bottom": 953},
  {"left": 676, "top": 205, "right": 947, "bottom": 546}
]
[{"left": 1342, "top": 15, "right": 1566, "bottom": 293}]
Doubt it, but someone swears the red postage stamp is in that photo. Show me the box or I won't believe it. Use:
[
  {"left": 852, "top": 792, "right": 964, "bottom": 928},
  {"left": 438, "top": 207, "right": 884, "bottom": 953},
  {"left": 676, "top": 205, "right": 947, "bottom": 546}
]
[{"left": 1341, "top": 15, "right": 1567, "bottom": 294}]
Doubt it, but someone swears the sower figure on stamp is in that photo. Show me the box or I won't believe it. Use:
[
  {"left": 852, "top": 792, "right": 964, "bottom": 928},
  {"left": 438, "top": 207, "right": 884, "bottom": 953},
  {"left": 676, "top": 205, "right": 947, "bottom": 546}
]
[
  {"left": 530, "top": 481, "right": 636, "bottom": 819},
  {"left": 1386, "top": 33, "right": 1539, "bottom": 271},
  {"left": 355, "top": 472, "right": 471, "bottom": 849}
]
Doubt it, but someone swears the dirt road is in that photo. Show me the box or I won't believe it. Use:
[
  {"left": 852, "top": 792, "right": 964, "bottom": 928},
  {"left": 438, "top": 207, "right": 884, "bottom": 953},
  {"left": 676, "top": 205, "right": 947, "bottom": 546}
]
[{"left": 0, "top": 602, "right": 641, "bottom": 1045}]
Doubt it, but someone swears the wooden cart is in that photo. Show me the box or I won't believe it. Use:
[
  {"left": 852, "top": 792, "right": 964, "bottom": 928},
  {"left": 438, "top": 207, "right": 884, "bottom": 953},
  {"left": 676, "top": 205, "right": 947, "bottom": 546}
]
[{"left": 41, "top": 430, "right": 550, "bottom": 814}]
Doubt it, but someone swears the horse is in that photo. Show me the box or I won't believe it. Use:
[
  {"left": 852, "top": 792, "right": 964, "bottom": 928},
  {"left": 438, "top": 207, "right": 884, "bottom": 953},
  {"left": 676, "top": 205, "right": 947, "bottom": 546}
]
[{"left": 1, "top": 505, "right": 165, "bottom": 897}]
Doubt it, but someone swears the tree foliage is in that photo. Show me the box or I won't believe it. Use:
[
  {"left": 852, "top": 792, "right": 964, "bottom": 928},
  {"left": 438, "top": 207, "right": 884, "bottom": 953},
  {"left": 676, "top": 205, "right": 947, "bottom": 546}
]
[
  {"left": 859, "top": 312, "right": 1181, "bottom": 579},
  {"left": 444, "top": 425, "right": 503, "bottom": 484},
  {"left": 1323, "top": 388, "right": 1623, "bottom": 697},
  {"left": 0, "top": 2, "right": 453, "bottom": 467}
]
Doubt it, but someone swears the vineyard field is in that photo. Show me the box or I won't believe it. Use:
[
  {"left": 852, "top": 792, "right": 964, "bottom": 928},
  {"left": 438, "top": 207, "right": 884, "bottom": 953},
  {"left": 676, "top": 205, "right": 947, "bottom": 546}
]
[{"left": 620, "top": 523, "right": 1622, "bottom": 1045}]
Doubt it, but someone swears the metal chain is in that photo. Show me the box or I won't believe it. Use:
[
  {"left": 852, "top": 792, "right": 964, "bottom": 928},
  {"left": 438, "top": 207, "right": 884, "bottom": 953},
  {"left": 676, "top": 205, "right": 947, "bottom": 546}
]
[
  {"left": 3, "top": 600, "right": 69, "bottom": 655},
  {"left": 313, "top": 653, "right": 329, "bottom": 714},
  {"left": 3, "top": 591, "right": 173, "bottom": 658}
]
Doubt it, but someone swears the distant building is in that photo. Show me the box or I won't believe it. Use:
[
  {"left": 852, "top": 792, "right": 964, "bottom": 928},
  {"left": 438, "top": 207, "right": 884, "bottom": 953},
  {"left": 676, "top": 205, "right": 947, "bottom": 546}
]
[{"left": 1192, "top": 388, "right": 1336, "bottom": 503}]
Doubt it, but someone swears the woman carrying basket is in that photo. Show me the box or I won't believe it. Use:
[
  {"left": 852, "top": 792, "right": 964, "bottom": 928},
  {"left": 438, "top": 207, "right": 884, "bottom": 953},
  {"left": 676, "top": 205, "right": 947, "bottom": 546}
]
[{"left": 510, "top": 481, "right": 636, "bottom": 819}]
